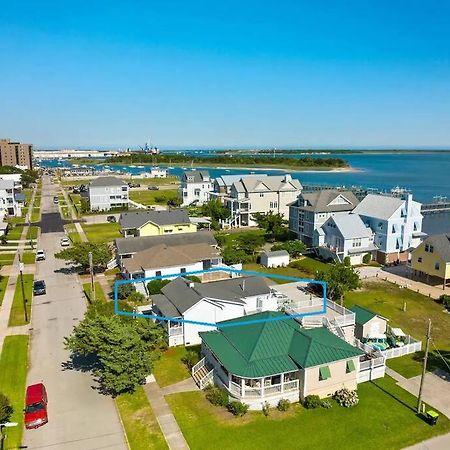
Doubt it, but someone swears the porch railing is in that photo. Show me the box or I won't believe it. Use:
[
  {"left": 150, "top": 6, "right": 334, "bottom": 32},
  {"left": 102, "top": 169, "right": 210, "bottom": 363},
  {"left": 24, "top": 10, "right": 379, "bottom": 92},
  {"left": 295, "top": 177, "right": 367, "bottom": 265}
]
[
  {"left": 191, "top": 357, "right": 206, "bottom": 376},
  {"left": 381, "top": 340, "right": 422, "bottom": 359},
  {"left": 199, "top": 369, "right": 214, "bottom": 389},
  {"left": 168, "top": 326, "right": 183, "bottom": 336},
  {"left": 229, "top": 379, "right": 299, "bottom": 398}
]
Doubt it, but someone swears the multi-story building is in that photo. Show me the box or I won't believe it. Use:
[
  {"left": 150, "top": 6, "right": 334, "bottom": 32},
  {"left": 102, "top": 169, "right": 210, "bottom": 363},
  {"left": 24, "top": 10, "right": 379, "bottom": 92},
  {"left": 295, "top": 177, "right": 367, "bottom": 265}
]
[
  {"left": 352, "top": 194, "right": 424, "bottom": 264},
  {"left": 88, "top": 176, "right": 129, "bottom": 211},
  {"left": 224, "top": 174, "right": 302, "bottom": 227},
  {"left": 0, "top": 179, "right": 22, "bottom": 217},
  {"left": 180, "top": 170, "right": 213, "bottom": 206},
  {"left": 289, "top": 190, "right": 360, "bottom": 246},
  {"left": 0, "top": 139, "right": 33, "bottom": 170}
]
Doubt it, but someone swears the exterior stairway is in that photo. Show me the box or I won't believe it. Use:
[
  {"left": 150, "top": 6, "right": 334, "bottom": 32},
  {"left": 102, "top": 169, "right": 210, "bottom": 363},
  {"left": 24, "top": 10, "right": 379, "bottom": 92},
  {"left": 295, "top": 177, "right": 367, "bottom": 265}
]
[{"left": 193, "top": 365, "right": 210, "bottom": 385}]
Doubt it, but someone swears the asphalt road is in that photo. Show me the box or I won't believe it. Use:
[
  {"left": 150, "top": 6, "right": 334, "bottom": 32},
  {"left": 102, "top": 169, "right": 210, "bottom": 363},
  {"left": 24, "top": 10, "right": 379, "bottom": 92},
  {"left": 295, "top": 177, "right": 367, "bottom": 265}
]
[{"left": 23, "top": 176, "right": 127, "bottom": 450}]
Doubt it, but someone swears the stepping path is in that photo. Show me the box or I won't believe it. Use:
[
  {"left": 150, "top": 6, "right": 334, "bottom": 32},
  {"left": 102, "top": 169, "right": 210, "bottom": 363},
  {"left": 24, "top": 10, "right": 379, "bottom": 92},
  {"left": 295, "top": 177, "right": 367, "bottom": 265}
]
[{"left": 161, "top": 377, "right": 199, "bottom": 395}]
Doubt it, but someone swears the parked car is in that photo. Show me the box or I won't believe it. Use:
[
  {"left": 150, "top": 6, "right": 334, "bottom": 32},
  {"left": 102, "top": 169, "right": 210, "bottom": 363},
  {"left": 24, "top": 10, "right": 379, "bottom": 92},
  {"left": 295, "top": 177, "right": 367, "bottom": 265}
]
[
  {"left": 33, "top": 280, "right": 46, "bottom": 296},
  {"left": 36, "top": 250, "right": 46, "bottom": 261},
  {"left": 60, "top": 237, "right": 70, "bottom": 247},
  {"left": 53, "top": 196, "right": 59, "bottom": 204},
  {"left": 148, "top": 186, "right": 159, "bottom": 190},
  {"left": 24, "top": 383, "right": 48, "bottom": 429},
  {"left": 107, "top": 215, "right": 116, "bottom": 223}
]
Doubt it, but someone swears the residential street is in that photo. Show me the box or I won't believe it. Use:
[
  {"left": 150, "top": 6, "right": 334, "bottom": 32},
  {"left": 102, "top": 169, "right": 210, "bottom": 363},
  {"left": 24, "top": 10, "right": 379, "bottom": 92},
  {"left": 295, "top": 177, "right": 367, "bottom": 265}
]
[{"left": 23, "top": 176, "right": 127, "bottom": 450}]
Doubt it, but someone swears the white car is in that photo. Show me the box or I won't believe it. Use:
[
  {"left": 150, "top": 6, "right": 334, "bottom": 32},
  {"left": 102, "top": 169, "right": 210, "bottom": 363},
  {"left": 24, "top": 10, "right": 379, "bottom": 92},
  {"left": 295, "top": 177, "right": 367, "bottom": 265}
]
[
  {"left": 60, "top": 237, "right": 70, "bottom": 247},
  {"left": 36, "top": 250, "right": 46, "bottom": 261}
]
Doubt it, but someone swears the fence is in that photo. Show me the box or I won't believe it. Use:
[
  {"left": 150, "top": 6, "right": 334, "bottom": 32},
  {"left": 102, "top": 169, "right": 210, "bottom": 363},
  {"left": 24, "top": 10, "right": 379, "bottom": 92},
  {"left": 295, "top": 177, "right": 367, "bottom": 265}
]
[{"left": 381, "top": 339, "right": 422, "bottom": 359}]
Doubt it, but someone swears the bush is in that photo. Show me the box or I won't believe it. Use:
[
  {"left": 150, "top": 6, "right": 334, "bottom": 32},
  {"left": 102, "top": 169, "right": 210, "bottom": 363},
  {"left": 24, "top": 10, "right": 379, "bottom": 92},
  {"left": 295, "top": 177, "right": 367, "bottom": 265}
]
[
  {"left": 147, "top": 279, "right": 171, "bottom": 295},
  {"left": 117, "top": 283, "right": 135, "bottom": 300},
  {"left": 185, "top": 275, "right": 201, "bottom": 283},
  {"left": 227, "top": 400, "right": 249, "bottom": 416},
  {"left": 204, "top": 385, "right": 229, "bottom": 407},
  {"left": 182, "top": 350, "right": 200, "bottom": 370},
  {"left": 0, "top": 392, "right": 13, "bottom": 423},
  {"left": 333, "top": 388, "right": 359, "bottom": 407},
  {"left": 303, "top": 394, "right": 322, "bottom": 409},
  {"left": 321, "top": 399, "right": 332, "bottom": 409},
  {"left": 277, "top": 398, "right": 291, "bottom": 411},
  {"left": 262, "top": 401, "right": 270, "bottom": 416},
  {"left": 362, "top": 253, "right": 372, "bottom": 264},
  {"left": 127, "top": 291, "right": 146, "bottom": 304},
  {"left": 343, "top": 256, "right": 351, "bottom": 266},
  {"left": 438, "top": 294, "right": 450, "bottom": 311}
]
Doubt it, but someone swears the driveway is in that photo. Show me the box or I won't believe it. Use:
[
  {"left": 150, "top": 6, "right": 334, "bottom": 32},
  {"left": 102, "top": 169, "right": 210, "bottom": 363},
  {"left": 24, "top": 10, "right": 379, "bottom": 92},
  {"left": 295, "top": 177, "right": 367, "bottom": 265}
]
[{"left": 23, "top": 176, "right": 127, "bottom": 450}]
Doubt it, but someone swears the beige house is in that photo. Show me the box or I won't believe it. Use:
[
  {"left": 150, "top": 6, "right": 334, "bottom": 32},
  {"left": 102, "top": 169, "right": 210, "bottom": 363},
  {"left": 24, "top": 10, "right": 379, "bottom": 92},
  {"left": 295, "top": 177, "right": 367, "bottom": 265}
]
[
  {"left": 351, "top": 305, "right": 388, "bottom": 341},
  {"left": 194, "top": 311, "right": 363, "bottom": 409}
]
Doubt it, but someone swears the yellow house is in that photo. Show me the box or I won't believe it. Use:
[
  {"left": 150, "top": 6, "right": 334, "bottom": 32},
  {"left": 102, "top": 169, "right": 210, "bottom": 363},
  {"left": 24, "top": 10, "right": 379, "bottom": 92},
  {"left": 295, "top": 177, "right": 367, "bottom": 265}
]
[
  {"left": 119, "top": 209, "right": 197, "bottom": 237},
  {"left": 411, "top": 233, "right": 450, "bottom": 290}
]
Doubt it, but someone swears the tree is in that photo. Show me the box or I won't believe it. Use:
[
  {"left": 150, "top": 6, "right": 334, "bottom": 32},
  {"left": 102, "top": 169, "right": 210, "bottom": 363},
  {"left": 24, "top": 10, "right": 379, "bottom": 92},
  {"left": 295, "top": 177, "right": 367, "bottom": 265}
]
[
  {"left": 55, "top": 242, "right": 112, "bottom": 271},
  {"left": 201, "top": 199, "right": 230, "bottom": 222},
  {"left": 251, "top": 211, "right": 288, "bottom": 241},
  {"left": 80, "top": 197, "right": 90, "bottom": 213},
  {"left": 222, "top": 245, "right": 249, "bottom": 265},
  {"left": 147, "top": 279, "right": 171, "bottom": 295},
  {"left": 127, "top": 291, "right": 146, "bottom": 304},
  {"left": 117, "top": 283, "right": 135, "bottom": 300},
  {"left": 167, "top": 197, "right": 182, "bottom": 207},
  {"left": 235, "top": 233, "right": 265, "bottom": 255},
  {"left": 271, "top": 240, "right": 306, "bottom": 257},
  {"left": 316, "top": 263, "right": 361, "bottom": 304},
  {"left": 0, "top": 392, "right": 13, "bottom": 423}
]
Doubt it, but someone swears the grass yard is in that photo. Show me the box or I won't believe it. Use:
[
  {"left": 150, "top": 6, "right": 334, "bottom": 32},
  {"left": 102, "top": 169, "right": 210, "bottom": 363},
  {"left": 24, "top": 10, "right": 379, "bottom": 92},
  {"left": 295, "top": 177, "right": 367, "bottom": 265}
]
[
  {"left": 345, "top": 281, "right": 450, "bottom": 378},
  {"left": 82, "top": 222, "right": 121, "bottom": 243},
  {"left": 30, "top": 207, "right": 41, "bottom": 223},
  {"left": 153, "top": 346, "right": 201, "bottom": 387},
  {"left": 26, "top": 225, "right": 39, "bottom": 240},
  {"left": 166, "top": 376, "right": 450, "bottom": 450},
  {"left": 22, "top": 251, "right": 36, "bottom": 264},
  {"left": 65, "top": 223, "right": 82, "bottom": 243},
  {"left": 9, "top": 273, "right": 34, "bottom": 326},
  {"left": 129, "top": 189, "right": 179, "bottom": 206},
  {"left": 0, "top": 335, "right": 29, "bottom": 449},
  {"left": 0, "top": 275, "right": 9, "bottom": 306},
  {"left": 115, "top": 387, "right": 168, "bottom": 450},
  {"left": 0, "top": 253, "right": 16, "bottom": 265},
  {"left": 83, "top": 281, "right": 108, "bottom": 303},
  {"left": 216, "top": 228, "right": 265, "bottom": 247},
  {"left": 6, "top": 224, "right": 24, "bottom": 240}
]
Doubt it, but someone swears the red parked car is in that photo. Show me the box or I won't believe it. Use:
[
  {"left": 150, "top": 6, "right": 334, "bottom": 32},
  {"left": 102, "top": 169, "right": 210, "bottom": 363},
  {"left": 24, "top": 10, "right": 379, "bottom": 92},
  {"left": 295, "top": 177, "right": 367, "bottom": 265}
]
[{"left": 24, "top": 383, "right": 48, "bottom": 429}]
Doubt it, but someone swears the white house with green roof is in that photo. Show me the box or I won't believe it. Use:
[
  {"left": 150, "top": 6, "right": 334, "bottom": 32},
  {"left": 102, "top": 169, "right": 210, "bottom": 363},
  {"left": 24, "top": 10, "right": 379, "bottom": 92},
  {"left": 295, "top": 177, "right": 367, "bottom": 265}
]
[{"left": 194, "top": 311, "right": 364, "bottom": 409}]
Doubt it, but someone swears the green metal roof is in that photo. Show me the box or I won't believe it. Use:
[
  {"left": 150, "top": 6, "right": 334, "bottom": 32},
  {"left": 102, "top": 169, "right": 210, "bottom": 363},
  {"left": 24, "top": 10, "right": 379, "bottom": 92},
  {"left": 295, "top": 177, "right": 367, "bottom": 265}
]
[
  {"left": 350, "top": 305, "right": 378, "bottom": 325},
  {"left": 199, "top": 311, "right": 363, "bottom": 378}
]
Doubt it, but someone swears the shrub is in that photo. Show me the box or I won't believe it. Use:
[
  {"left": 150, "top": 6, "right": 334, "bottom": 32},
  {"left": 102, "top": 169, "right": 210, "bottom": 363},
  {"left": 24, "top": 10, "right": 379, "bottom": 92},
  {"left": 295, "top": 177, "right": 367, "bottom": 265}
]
[
  {"left": 182, "top": 350, "right": 200, "bottom": 370},
  {"left": 204, "top": 385, "right": 229, "bottom": 407},
  {"left": 127, "top": 291, "right": 146, "bottom": 304},
  {"left": 362, "top": 253, "right": 372, "bottom": 264},
  {"left": 227, "top": 400, "right": 249, "bottom": 416},
  {"left": 147, "top": 279, "right": 171, "bottom": 295},
  {"left": 321, "top": 399, "right": 332, "bottom": 409},
  {"left": 262, "top": 401, "right": 270, "bottom": 416},
  {"left": 303, "top": 394, "right": 321, "bottom": 409},
  {"left": 438, "top": 294, "right": 450, "bottom": 311},
  {"left": 0, "top": 392, "right": 13, "bottom": 423},
  {"left": 185, "top": 275, "right": 201, "bottom": 283},
  {"left": 343, "top": 256, "right": 351, "bottom": 266},
  {"left": 277, "top": 398, "right": 291, "bottom": 411},
  {"left": 333, "top": 388, "right": 359, "bottom": 407},
  {"left": 117, "top": 283, "right": 135, "bottom": 300}
]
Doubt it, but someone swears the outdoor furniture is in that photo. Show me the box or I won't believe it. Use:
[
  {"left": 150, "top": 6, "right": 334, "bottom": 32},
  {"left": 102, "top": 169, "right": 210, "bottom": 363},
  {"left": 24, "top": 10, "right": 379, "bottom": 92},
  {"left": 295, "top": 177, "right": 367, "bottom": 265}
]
[{"left": 426, "top": 410, "right": 439, "bottom": 426}]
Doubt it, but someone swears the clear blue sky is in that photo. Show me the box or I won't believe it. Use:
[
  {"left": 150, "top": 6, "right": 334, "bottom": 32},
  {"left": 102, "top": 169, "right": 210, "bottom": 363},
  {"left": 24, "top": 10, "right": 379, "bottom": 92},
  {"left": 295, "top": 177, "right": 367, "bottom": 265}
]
[{"left": 1, "top": 0, "right": 449, "bottom": 149}]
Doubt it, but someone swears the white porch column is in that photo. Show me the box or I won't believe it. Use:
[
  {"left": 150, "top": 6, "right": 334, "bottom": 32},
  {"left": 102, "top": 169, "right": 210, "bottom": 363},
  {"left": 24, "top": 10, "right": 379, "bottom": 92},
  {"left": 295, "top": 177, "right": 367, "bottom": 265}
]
[
  {"left": 261, "top": 377, "right": 265, "bottom": 399},
  {"left": 241, "top": 377, "right": 245, "bottom": 397},
  {"left": 228, "top": 372, "right": 232, "bottom": 390},
  {"left": 281, "top": 373, "right": 285, "bottom": 393}
]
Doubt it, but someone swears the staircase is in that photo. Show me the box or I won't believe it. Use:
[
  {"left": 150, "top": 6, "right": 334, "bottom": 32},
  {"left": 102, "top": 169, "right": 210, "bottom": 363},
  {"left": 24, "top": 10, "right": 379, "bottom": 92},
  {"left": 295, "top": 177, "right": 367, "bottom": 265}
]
[
  {"left": 193, "top": 365, "right": 210, "bottom": 384},
  {"left": 325, "top": 318, "right": 348, "bottom": 341},
  {"left": 192, "top": 357, "right": 214, "bottom": 389}
]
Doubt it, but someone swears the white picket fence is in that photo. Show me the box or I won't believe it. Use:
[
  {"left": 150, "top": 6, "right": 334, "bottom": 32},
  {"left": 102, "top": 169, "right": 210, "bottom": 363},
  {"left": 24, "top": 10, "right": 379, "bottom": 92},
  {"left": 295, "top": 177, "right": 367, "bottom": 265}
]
[{"left": 381, "top": 339, "right": 422, "bottom": 359}]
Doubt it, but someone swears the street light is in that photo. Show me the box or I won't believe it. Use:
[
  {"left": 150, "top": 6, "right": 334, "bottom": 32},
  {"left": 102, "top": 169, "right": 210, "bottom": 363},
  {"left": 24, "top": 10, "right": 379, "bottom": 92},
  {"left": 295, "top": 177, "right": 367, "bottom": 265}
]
[{"left": 0, "top": 422, "right": 18, "bottom": 450}]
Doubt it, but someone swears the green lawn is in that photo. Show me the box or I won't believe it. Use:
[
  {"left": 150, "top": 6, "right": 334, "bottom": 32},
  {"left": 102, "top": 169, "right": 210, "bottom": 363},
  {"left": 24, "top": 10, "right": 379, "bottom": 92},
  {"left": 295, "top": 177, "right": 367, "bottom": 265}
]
[
  {"left": 153, "top": 346, "right": 201, "bottom": 388},
  {"left": 9, "top": 273, "right": 34, "bottom": 326},
  {"left": 0, "top": 335, "right": 29, "bottom": 450},
  {"left": 6, "top": 225, "right": 24, "bottom": 240},
  {"left": 216, "top": 229, "right": 266, "bottom": 247},
  {"left": 0, "top": 253, "right": 16, "bottom": 265},
  {"left": 115, "top": 387, "right": 168, "bottom": 450},
  {"left": 345, "top": 281, "right": 450, "bottom": 378},
  {"left": 26, "top": 225, "right": 39, "bottom": 240},
  {"left": 22, "top": 251, "right": 36, "bottom": 264},
  {"left": 82, "top": 222, "right": 121, "bottom": 243},
  {"left": 30, "top": 207, "right": 41, "bottom": 223},
  {"left": 83, "top": 281, "right": 108, "bottom": 303},
  {"left": 0, "top": 275, "right": 9, "bottom": 306},
  {"left": 65, "top": 223, "right": 82, "bottom": 243},
  {"left": 166, "top": 377, "right": 450, "bottom": 450},
  {"left": 129, "top": 189, "right": 179, "bottom": 206}
]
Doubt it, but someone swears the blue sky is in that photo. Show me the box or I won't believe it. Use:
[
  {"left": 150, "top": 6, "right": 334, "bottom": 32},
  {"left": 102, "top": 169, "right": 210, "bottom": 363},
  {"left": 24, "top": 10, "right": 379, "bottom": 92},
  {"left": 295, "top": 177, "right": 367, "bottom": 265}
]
[{"left": 1, "top": 0, "right": 449, "bottom": 149}]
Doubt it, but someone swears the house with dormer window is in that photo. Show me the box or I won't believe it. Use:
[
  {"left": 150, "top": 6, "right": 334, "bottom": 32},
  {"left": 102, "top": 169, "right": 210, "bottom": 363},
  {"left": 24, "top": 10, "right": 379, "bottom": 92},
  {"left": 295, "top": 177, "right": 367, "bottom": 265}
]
[{"left": 180, "top": 170, "right": 213, "bottom": 206}]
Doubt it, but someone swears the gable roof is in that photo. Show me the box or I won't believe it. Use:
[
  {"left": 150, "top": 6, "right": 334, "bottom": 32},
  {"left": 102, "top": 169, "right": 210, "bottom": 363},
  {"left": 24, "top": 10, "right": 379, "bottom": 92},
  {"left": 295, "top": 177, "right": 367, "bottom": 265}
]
[
  {"left": 352, "top": 194, "right": 404, "bottom": 220},
  {"left": 233, "top": 175, "right": 302, "bottom": 194},
  {"left": 200, "top": 311, "right": 363, "bottom": 377},
  {"left": 215, "top": 174, "right": 267, "bottom": 188},
  {"left": 119, "top": 209, "right": 191, "bottom": 229},
  {"left": 182, "top": 170, "right": 210, "bottom": 183},
  {"left": 262, "top": 250, "right": 289, "bottom": 258},
  {"left": 115, "top": 231, "right": 217, "bottom": 255},
  {"left": 350, "top": 305, "right": 380, "bottom": 325},
  {"left": 294, "top": 190, "right": 359, "bottom": 212},
  {"left": 326, "top": 214, "right": 373, "bottom": 239},
  {"left": 89, "top": 176, "right": 126, "bottom": 187},
  {"left": 419, "top": 234, "right": 450, "bottom": 262}
]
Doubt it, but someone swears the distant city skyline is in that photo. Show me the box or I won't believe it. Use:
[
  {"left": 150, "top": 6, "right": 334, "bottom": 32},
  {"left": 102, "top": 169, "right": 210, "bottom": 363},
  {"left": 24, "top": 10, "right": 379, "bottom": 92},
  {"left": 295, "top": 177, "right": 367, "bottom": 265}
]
[{"left": 1, "top": 1, "right": 450, "bottom": 148}]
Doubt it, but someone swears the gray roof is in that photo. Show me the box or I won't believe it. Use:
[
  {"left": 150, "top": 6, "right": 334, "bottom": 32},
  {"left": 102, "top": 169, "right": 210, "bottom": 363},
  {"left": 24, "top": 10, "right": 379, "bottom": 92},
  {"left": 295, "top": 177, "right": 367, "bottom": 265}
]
[
  {"left": 352, "top": 194, "right": 404, "bottom": 220},
  {"left": 215, "top": 174, "right": 268, "bottom": 188},
  {"left": 233, "top": 175, "right": 302, "bottom": 194},
  {"left": 89, "top": 176, "right": 126, "bottom": 187},
  {"left": 327, "top": 214, "right": 373, "bottom": 239},
  {"left": 293, "top": 190, "right": 359, "bottom": 213},
  {"left": 262, "top": 250, "right": 289, "bottom": 257},
  {"left": 182, "top": 170, "right": 210, "bottom": 183},
  {"left": 0, "top": 179, "right": 15, "bottom": 189},
  {"left": 152, "top": 294, "right": 180, "bottom": 318},
  {"left": 420, "top": 234, "right": 450, "bottom": 262},
  {"left": 154, "top": 276, "right": 271, "bottom": 316},
  {"left": 115, "top": 231, "right": 218, "bottom": 255},
  {"left": 119, "top": 209, "right": 190, "bottom": 230}
]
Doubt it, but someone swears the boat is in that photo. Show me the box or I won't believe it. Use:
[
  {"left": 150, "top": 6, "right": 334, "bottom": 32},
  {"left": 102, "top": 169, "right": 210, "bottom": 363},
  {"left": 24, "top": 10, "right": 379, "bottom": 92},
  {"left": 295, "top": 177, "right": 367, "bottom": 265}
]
[{"left": 137, "top": 165, "right": 144, "bottom": 169}]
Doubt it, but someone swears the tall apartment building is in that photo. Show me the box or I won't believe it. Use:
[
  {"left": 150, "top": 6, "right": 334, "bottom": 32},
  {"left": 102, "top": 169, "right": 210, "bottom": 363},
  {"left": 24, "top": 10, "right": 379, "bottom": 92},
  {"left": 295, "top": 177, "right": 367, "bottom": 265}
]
[{"left": 0, "top": 139, "right": 33, "bottom": 170}]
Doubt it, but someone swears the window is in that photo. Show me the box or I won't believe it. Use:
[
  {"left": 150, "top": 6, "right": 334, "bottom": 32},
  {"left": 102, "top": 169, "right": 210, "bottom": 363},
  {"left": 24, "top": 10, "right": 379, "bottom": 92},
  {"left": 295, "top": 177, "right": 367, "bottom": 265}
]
[
  {"left": 417, "top": 257, "right": 422, "bottom": 263},
  {"left": 260, "top": 193, "right": 264, "bottom": 197},
  {"left": 346, "top": 360, "right": 355, "bottom": 373},
  {"left": 378, "top": 222, "right": 384, "bottom": 229},
  {"left": 352, "top": 238, "right": 362, "bottom": 248},
  {"left": 430, "top": 245, "right": 434, "bottom": 253},
  {"left": 413, "top": 222, "right": 418, "bottom": 231},
  {"left": 425, "top": 244, "right": 429, "bottom": 252},
  {"left": 155, "top": 271, "right": 161, "bottom": 277},
  {"left": 180, "top": 268, "right": 186, "bottom": 273},
  {"left": 392, "top": 225, "right": 396, "bottom": 233},
  {"left": 319, "top": 366, "right": 331, "bottom": 381},
  {"left": 122, "top": 186, "right": 128, "bottom": 191},
  {"left": 435, "top": 262, "right": 440, "bottom": 270}
]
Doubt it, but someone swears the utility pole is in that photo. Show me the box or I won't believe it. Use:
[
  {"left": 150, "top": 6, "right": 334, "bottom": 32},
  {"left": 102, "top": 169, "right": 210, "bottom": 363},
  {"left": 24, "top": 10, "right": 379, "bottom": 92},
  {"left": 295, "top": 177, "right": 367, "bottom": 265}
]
[
  {"left": 18, "top": 253, "right": 28, "bottom": 323},
  {"left": 89, "top": 251, "right": 96, "bottom": 303},
  {"left": 417, "top": 319, "right": 432, "bottom": 413}
]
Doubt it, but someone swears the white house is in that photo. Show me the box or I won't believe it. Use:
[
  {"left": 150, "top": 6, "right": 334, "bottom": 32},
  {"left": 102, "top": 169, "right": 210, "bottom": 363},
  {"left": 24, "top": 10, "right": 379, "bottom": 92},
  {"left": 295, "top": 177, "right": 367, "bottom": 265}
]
[
  {"left": 223, "top": 174, "right": 302, "bottom": 228},
  {"left": 260, "top": 250, "right": 290, "bottom": 268},
  {"left": 0, "top": 179, "right": 22, "bottom": 217},
  {"left": 0, "top": 173, "right": 22, "bottom": 189},
  {"left": 289, "top": 190, "right": 360, "bottom": 246},
  {"left": 150, "top": 276, "right": 278, "bottom": 346},
  {"left": 88, "top": 176, "right": 129, "bottom": 211},
  {"left": 352, "top": 194, "right": 424, "bottom": 264},
  {"left": 314, "top": 214, "right": 376, "bottom": 265},
  {"left": 140, "top": 167, "right": 167, "bottom": 178},
  {"left": 180, "top": 171, "right": 213, "bottom": 206}
]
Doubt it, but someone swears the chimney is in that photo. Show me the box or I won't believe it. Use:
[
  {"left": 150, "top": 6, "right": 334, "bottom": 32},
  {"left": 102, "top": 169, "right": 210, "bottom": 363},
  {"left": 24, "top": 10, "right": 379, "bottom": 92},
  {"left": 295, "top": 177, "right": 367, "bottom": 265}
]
[
  {"left": 283, "top": 174, "right": 292, "bottom": 183},
  {"left": 405, "top": 193, "right": 413, "bottom": 216},
  {"left": 189, "top": 282, "right": 195, "bottom": 288}
]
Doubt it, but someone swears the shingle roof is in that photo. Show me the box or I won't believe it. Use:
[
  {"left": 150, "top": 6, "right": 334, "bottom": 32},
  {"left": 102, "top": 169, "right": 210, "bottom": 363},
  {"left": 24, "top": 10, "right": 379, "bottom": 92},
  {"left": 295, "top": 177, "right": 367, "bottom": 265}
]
[
  {"left": 294, "top": 190, "right": 359, "bottom": 212},
  {"left": 115, "top": 231, "right": 217, "bottom": 255},
  {"left": 352, "top": 194, "right": 404, "bottom": 220},
  {"left": 119, "top": 209, "right": 190, "bottom": 229},
  {"left": 215, "top": 174, "right": 267, "bottom": 188},
  {"left": 350, "top": 305, "right": 378, "bottom": 325},
  {"left": 89, "top": 176, "right": 126, "bottom": 187},
  {"left": 262, "top": 250, "right": 289, "bottom": 257},
  {"left": 182, "top": 170, "right": 210, "bottom": 183},
  {"left": 327, "top": 214, "right": 373, "bottom": 239},
  {"left": 419, "top": 234, "right": 450, "bottom": 262},
  {"left": 200, "top": 311, "right": 363, "bottom": 377},
  {"left": 233, "top": 175, "right": 302, "bottom": 193}
]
